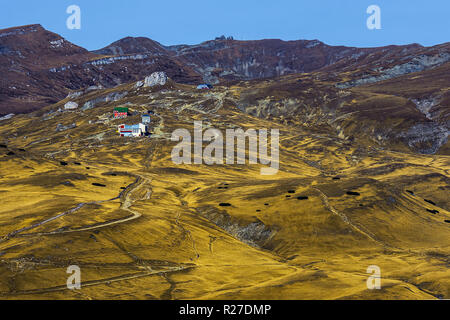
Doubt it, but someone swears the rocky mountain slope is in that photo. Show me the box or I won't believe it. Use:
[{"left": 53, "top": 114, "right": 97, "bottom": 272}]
[
  {"left": 0, "top": 24, "right": 95, "bottom": 114},
  {"left": 2, "top": 24, "right": 449, "bottom": 118},
  {"left": 0, "top": 25, "right": 201, "bottom": 115},
  {"left": 234, "top": 66, "right": 450, "bottom": 155}
]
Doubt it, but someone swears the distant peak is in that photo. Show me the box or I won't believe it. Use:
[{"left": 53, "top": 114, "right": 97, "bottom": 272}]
[
  {"left": 0, "top": 24, "right": 43, "bottom": 32},
  {"left": 0, "top": 24, "right": 44, "bottom": 38},
  {"left": 93, "top": 36, "right": 166, "bottom": 56},
  {"left": 214, "top": 35, "right": 234, "bottom": 41}
]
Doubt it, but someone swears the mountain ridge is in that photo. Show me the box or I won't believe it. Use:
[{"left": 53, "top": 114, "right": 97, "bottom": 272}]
[{"left": 2, "top": 24, "right": 449, "bottom": 116}]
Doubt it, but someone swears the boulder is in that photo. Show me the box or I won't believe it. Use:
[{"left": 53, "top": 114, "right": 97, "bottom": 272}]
[
  {"left": 134, "top": 80, "right": 144, "bottom": 88},
  {"left": 66, "top": 91, "right": 83, "bottom": 99},
  {"left": 56, "top": 123, "right": 77, "bottom": 132},
  {"left": 81, "top": 91, "right": 128, "bottom": 111},
  {"left": 82, "top": 101, "right": 95, "bottom": 111},
  {"left": 86, "top": 85, "right": 104, "bottom": 92},
  {"left": 64, "top": 101, "right": 78, "bottom": 110},
  {"left": 144, "top": 72, "right": 168, "bottom": 87},
  {"left": 0, "top": 113, "right": 14, "bottom": 121}
]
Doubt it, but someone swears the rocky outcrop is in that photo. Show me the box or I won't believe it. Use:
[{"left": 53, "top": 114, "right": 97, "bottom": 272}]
[
  {"left": 337, "top": 53, "right": 450, "bottom": 88},
  {"left": 196, "top": 205, "right": 274, "bottom": 247},
  {"left": 66, "top": 91, "right": 83, "bottom": 99},
  {"left": 81, "top": 91, "right": 128, "bottom": 111},
  {"left": 144, "top": 72, "right": 168, "bottom": 87},
  {"left": 398, "top": 123, "right": 449, "bottom": 154},
  {"left": 0, "top": 113, "right": 14, "bottom": 121},
  {"left": 134, "top": 80, "right": 144, "bottom": 89},
  {"left": 56, "top": 122, "right": 76, "bottom": 132},
  {"left": 412, "top": 98, "right": 438, "bottom": 120},
  {"left": 64, "top": 101, "right": 78, "bottom": 110}
]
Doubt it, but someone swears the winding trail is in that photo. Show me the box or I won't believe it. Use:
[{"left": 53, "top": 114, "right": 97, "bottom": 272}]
[
  {"left": 0, "top": 265, "right": 193, "bottom": 297},
  {"left": 313, "top": 187, "right": 389, "bottom": 248},
  {"left": 1, "top": 174, "right": 150, "bottom": 240}
]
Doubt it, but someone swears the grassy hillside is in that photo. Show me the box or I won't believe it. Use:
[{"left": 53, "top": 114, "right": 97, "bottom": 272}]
[{"left": 0, "top": 78, "right": 448, "bottom": 299}]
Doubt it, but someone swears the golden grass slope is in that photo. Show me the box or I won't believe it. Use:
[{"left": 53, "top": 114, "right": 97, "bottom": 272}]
[{"left": 0, "top": 81, "right": 448, "bottom": 299}]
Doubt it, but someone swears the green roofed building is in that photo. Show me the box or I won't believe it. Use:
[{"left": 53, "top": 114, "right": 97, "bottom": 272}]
[{"left": 114, "top": 107, "right": 129, "bottom": 118}]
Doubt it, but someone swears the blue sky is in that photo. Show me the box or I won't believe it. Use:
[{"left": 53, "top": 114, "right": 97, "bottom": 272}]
[{"left": 1, "top": 0, "right": 449, "bottom": 50}]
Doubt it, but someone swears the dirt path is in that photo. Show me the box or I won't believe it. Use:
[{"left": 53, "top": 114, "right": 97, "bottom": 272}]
[
  {"left": 0, "top": 172, "right": 151, "bottom": 243},
  {"left": 17, "top": 175, "right": 151, "bottom": 237},
  {"left": 313, "top": 187, "right": 389, "bottom": 248},
  {"left": 25, "top": 139, "right": 159, "bottom": 237},
  {"left": 0, "top": 264, "right": 192, "bottom": 297}
]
